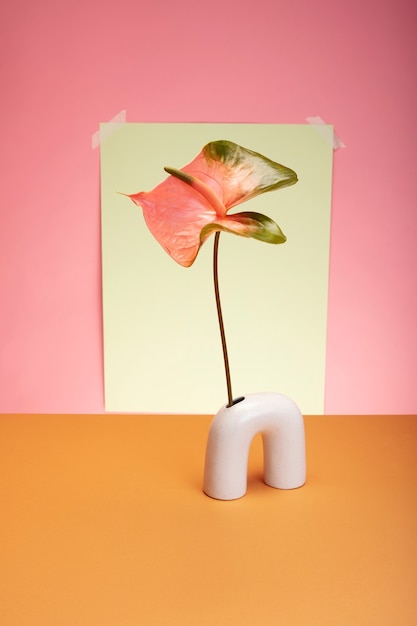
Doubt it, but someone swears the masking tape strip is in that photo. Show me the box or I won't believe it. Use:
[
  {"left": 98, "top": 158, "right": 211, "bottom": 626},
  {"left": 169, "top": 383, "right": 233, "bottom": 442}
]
[
  {"left": 306, "top": 116, "right": 345, "bottom": 150},
  {"left": 91, "top": 109, "right": 127, "bottom": 149}
]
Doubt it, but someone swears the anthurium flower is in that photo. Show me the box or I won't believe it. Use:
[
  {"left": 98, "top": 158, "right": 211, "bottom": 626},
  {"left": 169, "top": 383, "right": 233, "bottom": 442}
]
[{"left": 128, "top": 140, "right": 297, "bottom": 267}]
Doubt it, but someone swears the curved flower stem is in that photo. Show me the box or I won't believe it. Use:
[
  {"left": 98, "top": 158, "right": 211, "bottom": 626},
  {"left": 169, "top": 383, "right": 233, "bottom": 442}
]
[{"left": 213, "top": 232, "right": 234, "bottom": 407}]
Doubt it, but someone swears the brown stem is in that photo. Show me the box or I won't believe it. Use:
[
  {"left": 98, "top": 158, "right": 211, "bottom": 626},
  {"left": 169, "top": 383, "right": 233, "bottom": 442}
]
[{"left": 213, "top": 232, "right": 235, "bottom": 407}]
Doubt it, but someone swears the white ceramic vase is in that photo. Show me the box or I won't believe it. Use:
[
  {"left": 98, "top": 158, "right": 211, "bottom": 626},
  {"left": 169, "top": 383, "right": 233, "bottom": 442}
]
[{"left": 203, "top": 392, "right": 306, "bottom": 500}]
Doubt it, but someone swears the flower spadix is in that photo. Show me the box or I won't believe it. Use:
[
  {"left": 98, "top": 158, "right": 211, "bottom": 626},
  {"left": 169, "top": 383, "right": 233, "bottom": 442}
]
[{"left": 128, "top": 140, "right": 297, "bottom": 267}]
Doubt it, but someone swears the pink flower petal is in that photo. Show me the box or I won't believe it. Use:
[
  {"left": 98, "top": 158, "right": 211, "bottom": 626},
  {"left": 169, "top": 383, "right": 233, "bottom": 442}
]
[
  {"left": 128, "top": 140, "right": 297, "bottom": 267},
  {"left": 129, "top": 175, "right": 216, "bottom": 267},
  {"left": 182, "top": 140, "right": 297, "bottom": 209}
]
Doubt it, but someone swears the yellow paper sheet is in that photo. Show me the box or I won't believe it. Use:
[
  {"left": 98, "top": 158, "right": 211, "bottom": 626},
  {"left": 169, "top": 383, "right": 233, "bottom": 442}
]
[{"left": 100, "top": 124, "right": 333, "bottom": 414}]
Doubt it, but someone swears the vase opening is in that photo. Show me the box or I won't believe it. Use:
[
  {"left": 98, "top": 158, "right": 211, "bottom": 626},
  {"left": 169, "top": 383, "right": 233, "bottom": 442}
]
[{"left": 227, "top": 396, "right": 245, "bottom": 408}]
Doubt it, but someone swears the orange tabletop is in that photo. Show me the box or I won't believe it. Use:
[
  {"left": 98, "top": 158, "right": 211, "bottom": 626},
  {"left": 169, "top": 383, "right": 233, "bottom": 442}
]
[{"left": 1, "top": 414, "right": 416, "bottom": 626}]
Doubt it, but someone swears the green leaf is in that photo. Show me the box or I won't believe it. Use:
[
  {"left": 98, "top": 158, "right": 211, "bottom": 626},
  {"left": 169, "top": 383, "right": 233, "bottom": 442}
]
[{"left": 200, "top": 211, "right": 286, "bottom": 245}]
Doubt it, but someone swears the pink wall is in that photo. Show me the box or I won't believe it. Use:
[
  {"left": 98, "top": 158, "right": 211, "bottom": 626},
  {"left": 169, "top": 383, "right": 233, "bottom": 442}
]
[{"left": 1, "top": 0, "right": 416, "bottom": 414}]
